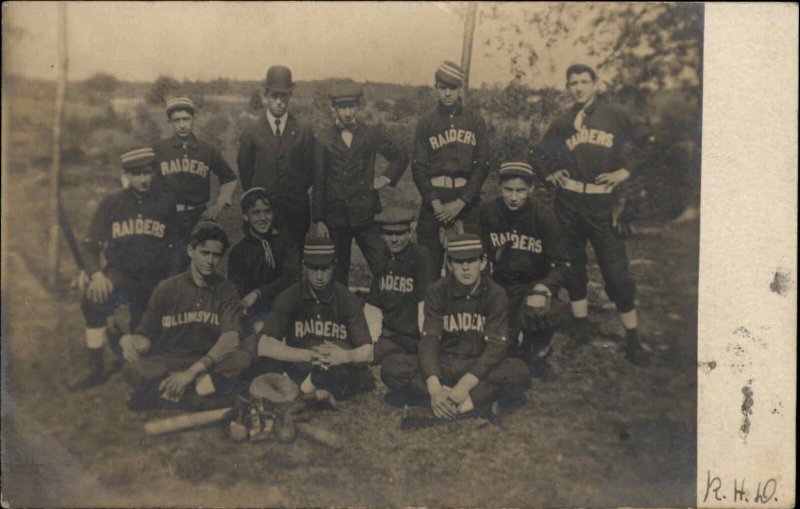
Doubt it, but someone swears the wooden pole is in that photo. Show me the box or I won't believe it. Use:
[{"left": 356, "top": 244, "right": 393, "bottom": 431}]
[
  {"left": 47, "top": 2, "right": 68, "bottom": 288},
  {"left": 460, "top": 2, "right": 479, "bottom": 102}
]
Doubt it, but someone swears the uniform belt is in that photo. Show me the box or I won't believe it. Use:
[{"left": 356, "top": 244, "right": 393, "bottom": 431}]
[
  {"left": 176, "top": 203, "right": 205, "bottom": 212},
  {"left": 430, "top": 176, "right": 468, "bottom": 188},
  {"left": 560, "top": 177, "right": 613, "bottom": 195}
]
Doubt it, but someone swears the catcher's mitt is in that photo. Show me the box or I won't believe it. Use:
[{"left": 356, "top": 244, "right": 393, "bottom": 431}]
[
  {"left": 228, "top": 374, "right": 305, "bottom": 443},
  {"left": 611, "top": 195, "right": 635, "bottom": 238},
  {"left": 518, "top": 292, "right": 556, "bottom": 333}
]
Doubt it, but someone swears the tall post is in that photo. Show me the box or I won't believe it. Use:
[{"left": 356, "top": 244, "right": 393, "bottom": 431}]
[
  {"left": 47, "top": 2, "right": 68, "bottom": 288},
  {"left": 460, "top": 2, "right": 479, "bottom": 103}
]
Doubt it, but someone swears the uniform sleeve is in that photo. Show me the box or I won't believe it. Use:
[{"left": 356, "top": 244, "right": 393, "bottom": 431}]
[
  {"left": 411, "top": 116, "right": 440, "bottom": 206},
  {"left": 217, "top": 283, "right": 244, "bottom": 335},
  {"left": 210, "top": 146, "right": 237, "bottom": 185},
  {"left": 419, "top": 284, "right": 445, "bottom": 379},
  {"left": 226, "top": 244, "right": 248, "bottom": 297},
  {"left": 530, "top": 115, "right": 568, "bottom": 182},
  {"left": 258, "top": 236, "right": 301, "bottom": 303},
  {"left": 467, "top": 286, "right": 509, "bottom": 380},
  {"left": 413, "top": 246, "right": 438, "bottom": 302},
  {"left": 164, "top": 195, "right": 185, "bottom": 276},
  {"left": 343, "top": 292, "right": 372, "bottom": 347},
  {"left": 477, "top": 202, "right": 493, "bottom": 263},
  {"left": 375, "top": 125, "right": 409, "bottom": 185},
  {"left": 311, "top": 133, "right": 328, "bottom": 222},
  {"left": 81, "top": 196, "right": 113, "bottom": 274},
  {"left": 237, "top": 125, "right": 256, "bottom": 190},
  {"left": 135, "top": 281, "right": 164, "bottom": 340},
  {"left": 616, "top": 108, "right": 645, "bottom": 175},
  {"left": 262, "top": 287, "right": 295, "bottom": 340},
  {"left": 299, "top": 123, "right": 316, "bottom": 192},
  {"left": 537, "top": 204, "right": 571, "bottom": 294},
  {"left": 457, "top": 114, "right": 490, "bottom": 204}
]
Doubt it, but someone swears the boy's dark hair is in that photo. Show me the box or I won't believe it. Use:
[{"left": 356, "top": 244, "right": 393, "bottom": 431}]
[
  {"left": 566, "top": 64, "right": 597, "bottom": 82},
  {"left": 189, "top": 221, "right": 230, "bottom": 252},
  {"left": 240, "top": 188, "right": 273, "bottom": 233}
]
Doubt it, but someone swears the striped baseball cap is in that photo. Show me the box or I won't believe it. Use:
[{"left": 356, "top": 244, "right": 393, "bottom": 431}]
[
  {"left": 165, "top": 96, "right": 196, "bottom": 116},
  {"left": 120, "top": 147, "right": 155, "bottom": 170},
  {"left": 446, "top": 233, "right": 484, "bottom": 261},
  {"left": 303, "top": 236, "right": 336, "bottom": 266},
  {"left": 435, "top": 61, "right": 465, "bottom": 87},
  {"left": 498, "top": 161, "right": 535, "bottom": 180}
]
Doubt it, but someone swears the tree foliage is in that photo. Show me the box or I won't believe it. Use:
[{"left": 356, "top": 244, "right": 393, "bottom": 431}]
[
  {"left": 145, "top": 75, "right": 182, "bottom": 106},
  {"left": 481, "top": 3, "right": 703, "bottom": 92}
]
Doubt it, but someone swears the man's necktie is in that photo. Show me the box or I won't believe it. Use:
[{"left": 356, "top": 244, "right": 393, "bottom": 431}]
[{"left": 275, "top": 118, "right": 282, "bottom": 137}]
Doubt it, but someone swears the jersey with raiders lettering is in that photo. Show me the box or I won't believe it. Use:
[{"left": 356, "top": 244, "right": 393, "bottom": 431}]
[
  {"left": 136, "top": 272, "right": 243, "bottom": 357},
  {"left": 412, "top": 99, "right": 490, "bottom": 206},
  {"left": 153, "top": 134, "right": 236, "bottom": 207},
  {"left": 532, "top": 99, "right": 639, "bottom": 183},
  {"left": 366, "top": 244, "right": 437, "bottom": 336},
  {"left": 419, "top": 275, "right": 508, "bottom": 380},
  {"left": 263, "top": 280, "right": 372, "bottom": 351},
  {"left": 478, "top": 197, "right": 570, "bottom": 293},
  {"left": 81, "top": 186, "right": 180, "bottom": 278}
]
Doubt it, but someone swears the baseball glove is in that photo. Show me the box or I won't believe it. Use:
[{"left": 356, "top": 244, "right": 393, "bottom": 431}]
[
  {"left": 612, "top": 195, "right": 635, "bottom": 238},
  {"left": 518, "top": 293, "right": 556, "bottom": 333},
  {"left": 227, "top": 373, "right": 306, "bottom": 443}
]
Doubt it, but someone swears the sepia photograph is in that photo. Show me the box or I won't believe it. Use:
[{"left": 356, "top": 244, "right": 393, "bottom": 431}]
[{"left": 0, "top": 2, "right": 793, "bottom": 508}]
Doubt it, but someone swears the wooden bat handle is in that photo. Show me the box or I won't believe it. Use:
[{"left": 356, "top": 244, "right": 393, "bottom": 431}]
[{"left": 144, "top": 407, "right": 232, "bottom": 435}]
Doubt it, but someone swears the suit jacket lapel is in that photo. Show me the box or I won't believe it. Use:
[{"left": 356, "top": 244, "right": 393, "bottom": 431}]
[{"left": 258, "top": 114, "right": 279, "bottom": 153}]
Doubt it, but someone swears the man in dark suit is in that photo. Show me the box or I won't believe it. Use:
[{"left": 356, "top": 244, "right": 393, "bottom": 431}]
[
  {"left": 311, "top": 83, "right": 409, "bottom": 286},
  {"left": 238, "top": 65, "right": 315, "bottom": 248}
]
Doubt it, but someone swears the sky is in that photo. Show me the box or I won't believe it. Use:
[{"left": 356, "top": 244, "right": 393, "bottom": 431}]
[{"left": 3, "top": 1, "right": 579, "bottom": 88}]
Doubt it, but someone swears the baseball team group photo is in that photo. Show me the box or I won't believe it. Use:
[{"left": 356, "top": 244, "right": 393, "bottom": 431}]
[{"left": 2, "top": 2, "right": 702, "bottom": 507}]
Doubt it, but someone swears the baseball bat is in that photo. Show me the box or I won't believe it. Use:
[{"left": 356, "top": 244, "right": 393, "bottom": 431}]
[
  {"left": 58, "top": 202, "right": 85, "bottom": 271},
  {"left": 144, "top": 407, "right": 233, "bottom": 435},
  {"left": 296, "top": 422, "right": 344, "bottom": 450}
]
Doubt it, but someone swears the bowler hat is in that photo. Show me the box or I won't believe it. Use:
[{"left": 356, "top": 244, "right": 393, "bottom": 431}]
[{"left": 264, "top": 65, "right": 294, "bottom": 93}]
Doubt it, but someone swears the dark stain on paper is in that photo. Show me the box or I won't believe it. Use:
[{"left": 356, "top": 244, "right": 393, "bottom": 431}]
[
  {"left": 769, "top": 269, "right": 792, "bottom": 296},
  {"left": 739, "top": 380, "right": 754, "bottom": 440}
]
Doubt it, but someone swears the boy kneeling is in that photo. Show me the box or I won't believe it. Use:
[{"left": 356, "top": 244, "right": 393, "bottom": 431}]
[
  {"left": 120, "top": 222, "right": 250, "bottom": 411},
  {"left": 382, "top": 234, "right": 531, "bottom": 421},
  {"left": 256, "top": 237, "right": 374, "bottom": 402}
]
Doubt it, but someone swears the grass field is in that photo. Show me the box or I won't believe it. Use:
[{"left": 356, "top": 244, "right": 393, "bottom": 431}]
[{"left": 2, "top": 84, "right": 698, "bottom": 507}]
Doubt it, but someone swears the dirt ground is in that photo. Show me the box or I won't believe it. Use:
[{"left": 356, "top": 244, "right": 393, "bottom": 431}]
[{"left": 2, "top": 169, "right": 698, "bottom": 507}]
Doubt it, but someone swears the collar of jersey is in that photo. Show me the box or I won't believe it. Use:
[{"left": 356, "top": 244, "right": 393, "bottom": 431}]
[
  {"left": 302, "top": 279, "right": 335, "bottom": 302},
  {"left": 172, "top": 133, "right": 199, "bottom": 149},
  {"left": 184, "top": 269, "right": 219, "bottom": 289},
  {"left": 572, "top": 97, "right": 598, "bottom": 116},
  {"left": 437, "top": 98, "right": 463, "bottom": 116},
  {"left": 448, "top": 275, "right": 484, "bottom": 298},
  {"left": 247, "top": 226, "right": 279, "bottom": 241}
]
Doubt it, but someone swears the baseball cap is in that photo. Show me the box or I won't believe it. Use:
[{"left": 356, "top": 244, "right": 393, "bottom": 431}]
[
  {"left": 376, "top": 208, "right": 414, "bottom": 233},
  {"left": 303, "top": 236, "right": 336, "bottom": 266},
  {"left": 435, "top": 61, "right": 465, "bottom": 87},
  {"left": 165, "top": 97, "right": 196, "bottom": 117},
  {"left": 498, "top": 161, "right": 535, "bottom": 181},
  {"left": 240, "top": 187, "right": 272, "bottom": 211},
  {"left": 329, "top": 82, "right": 363, "bottom": 106},
  {"left": 120, "top": 147, "right": 155, "bottom": 170},
  {"left": 446, "top": 233, "right": 484, "bottom": 261}
]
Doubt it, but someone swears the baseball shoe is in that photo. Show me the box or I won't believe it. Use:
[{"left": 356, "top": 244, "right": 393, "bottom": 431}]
[
  {"left": 564, "top": 318, "right": 593, "bottom": 355},
  {"left": 624, "top": 330, "right": 651, "bottom": 367},
  {"left": 68, "top": 347, "right": 112, "bottom": 390}
]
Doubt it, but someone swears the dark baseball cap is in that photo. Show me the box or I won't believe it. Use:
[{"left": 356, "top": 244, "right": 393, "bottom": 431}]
[{"left": 329, "top": 82, "right": 363, "bottom": 106}]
